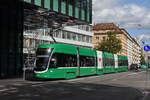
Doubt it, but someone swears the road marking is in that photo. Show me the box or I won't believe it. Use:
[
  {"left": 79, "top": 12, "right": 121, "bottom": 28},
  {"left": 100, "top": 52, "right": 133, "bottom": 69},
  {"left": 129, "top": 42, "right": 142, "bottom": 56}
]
[
  {"left": 127, "top": 73, "right": 138, "bottom": 75},
  {"left": 127, "top": 71, "right": 146, "bottom": 76},
  {"left": 0, "top": 88, "right": 16, "bottom": 92}
]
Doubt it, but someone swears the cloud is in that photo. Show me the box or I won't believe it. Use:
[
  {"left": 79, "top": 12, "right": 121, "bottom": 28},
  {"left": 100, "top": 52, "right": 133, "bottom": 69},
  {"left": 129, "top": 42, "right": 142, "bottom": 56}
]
[{"left": 93, "top": 0, "right": 150, "bottom": 29}]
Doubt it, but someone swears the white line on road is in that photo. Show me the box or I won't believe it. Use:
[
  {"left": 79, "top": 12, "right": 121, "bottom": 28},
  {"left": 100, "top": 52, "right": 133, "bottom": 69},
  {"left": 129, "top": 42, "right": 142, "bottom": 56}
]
[
  {"left": 0, "top": 88, "right": 16, "bottom": 92},
  {"left": 127, "top": 73, "right": 138, "bottom": 75}
]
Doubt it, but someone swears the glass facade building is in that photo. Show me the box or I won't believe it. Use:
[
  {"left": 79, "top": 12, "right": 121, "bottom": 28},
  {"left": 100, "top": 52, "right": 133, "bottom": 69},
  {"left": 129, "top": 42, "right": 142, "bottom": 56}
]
[
  {"left": 23, "top": 25, "right": 93, "bottom": 54},
  {"left": 0, "top": 0, "right": 92, "bottom": 78},
  {"left": 24, "top": 0, "right": 92, "bottom": 23},
  {"left": 0, "top": 1, "right": 23, "bottom": 78}
]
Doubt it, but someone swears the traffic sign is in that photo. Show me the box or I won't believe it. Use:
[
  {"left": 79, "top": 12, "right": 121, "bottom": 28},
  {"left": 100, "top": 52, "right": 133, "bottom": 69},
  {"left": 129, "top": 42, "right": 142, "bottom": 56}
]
[{"left": 144, "top": 45, "right": 150, "bottom": 52}]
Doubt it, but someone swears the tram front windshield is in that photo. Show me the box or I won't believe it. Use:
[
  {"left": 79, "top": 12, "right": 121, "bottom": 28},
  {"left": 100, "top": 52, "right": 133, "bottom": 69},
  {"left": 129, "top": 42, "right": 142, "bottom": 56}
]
[{"left": 34, "top": 48, "right": 52, "bottom": 71}]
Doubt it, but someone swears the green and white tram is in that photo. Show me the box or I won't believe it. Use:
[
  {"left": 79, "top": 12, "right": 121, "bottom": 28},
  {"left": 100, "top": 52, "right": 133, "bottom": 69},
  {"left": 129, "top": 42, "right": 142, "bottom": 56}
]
[
  {"left": 118, "top": 55, "right": 128, "bottom": 72},
  {"left": 34, "top": 43, "right": 128, "bottom": 79}
]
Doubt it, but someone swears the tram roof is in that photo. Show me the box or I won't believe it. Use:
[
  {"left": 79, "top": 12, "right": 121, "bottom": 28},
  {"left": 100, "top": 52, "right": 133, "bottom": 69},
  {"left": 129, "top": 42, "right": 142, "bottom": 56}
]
[
  {"left": 103, "top": 52, "right": 114, "bottom": 59},
  {"left": 118, "top": 55, "right": 128, "bottom": 60},
  {"left": 38, "top": 43, "right": 95, "bottom": 56},
  {"left": 38, "top": 43, "right": 76, "bottom": 49}
]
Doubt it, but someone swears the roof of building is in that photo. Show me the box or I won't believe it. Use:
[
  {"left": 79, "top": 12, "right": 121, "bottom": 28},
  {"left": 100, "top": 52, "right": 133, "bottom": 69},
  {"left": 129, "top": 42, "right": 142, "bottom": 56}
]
[
  {"left": 93, "top": 23, "right": 122, "bottom": 33},
  {"left": 121, "top": 28, "right": 141, "bottom": 47},
  {"left": 120, "top": 28, "right": 133, "bottom": 40}
]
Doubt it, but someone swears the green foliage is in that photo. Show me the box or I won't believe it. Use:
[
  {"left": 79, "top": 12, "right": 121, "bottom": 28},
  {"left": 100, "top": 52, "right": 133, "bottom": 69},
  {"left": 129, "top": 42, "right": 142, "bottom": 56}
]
[
  {"left": 94, "top": 31, "right": 122, "bottom": 54},
  {"left": 140, "top": 48, "right": 145, "bottom": 64}
]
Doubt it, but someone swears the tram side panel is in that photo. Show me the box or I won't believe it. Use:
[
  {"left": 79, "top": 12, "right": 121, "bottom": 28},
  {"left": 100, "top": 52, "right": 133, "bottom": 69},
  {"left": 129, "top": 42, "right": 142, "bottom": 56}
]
[
  {"left": 78, "top": 47, "right": 96, "bottom": 76},
  {"left": 96, "top": 51, "right": 104, "bottom": 75},
  {"left": 34, "top": 44, "right": 78, "bottom": 79},
  {"left": 34, "top": 44, "right": 129, "bottom": 80},
  {"left": 118, "top": 55, "right": 128, "bottom": 72},
  {"left": 103, "top": 52, "right": 115, "bottom": 73},
  {"left": 49, "top": 44, "right": 78, "bottom": 79}
]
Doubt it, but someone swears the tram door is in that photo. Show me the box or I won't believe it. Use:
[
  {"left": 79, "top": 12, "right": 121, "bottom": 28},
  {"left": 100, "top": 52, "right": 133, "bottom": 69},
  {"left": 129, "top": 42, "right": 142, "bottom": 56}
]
[{"left": 77, "top": 47, "right": 80, "bottom": 76}]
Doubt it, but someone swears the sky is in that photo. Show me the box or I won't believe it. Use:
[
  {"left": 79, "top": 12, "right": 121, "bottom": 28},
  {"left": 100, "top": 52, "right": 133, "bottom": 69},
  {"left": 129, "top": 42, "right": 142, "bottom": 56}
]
[{"left": 92, "top": 0, "right": 150, "bottom": 44}]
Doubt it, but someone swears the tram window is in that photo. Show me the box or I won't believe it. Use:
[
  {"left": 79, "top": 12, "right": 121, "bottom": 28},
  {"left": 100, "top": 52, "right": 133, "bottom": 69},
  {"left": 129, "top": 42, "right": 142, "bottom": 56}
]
[
  {"left": 80, "top": 56, "right": 95, "bottom": 67},
  {"left": 103, "top": 58, "right": 114, "bottom": 67},
  {"left": 118, "top": 60, "right": 128, "bottom": 66},
  {"left": 50, "top": 53, "right": 77, "bottom": 68}
]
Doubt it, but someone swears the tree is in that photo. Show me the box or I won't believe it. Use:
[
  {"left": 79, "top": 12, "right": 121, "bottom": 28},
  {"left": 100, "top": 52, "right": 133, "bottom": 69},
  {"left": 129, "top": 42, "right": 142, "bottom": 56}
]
[
  {"left": 140, "top": 48, "right": 145, "bottom": 65},
  {"left": 94, "top": 31, "right": 122, "bottom": 54}
]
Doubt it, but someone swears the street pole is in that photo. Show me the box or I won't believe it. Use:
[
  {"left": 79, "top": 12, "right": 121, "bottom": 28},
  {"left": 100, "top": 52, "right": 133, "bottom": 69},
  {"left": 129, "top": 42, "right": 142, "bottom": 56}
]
[
  {"left": 23, "top": 65, "right": 26, "bottom": 81},
  {"left": 146, "top": 53, "right": 150, "bottom": 89}
]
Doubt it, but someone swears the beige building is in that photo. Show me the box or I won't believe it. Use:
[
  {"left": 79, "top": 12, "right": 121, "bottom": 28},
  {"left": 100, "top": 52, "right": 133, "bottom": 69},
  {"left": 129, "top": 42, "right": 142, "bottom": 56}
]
[
  {"left": 132, "top": 38, "right": 141, "bottom": 66},
  {"left": 121, "top": 29, "right": 141, "bottom": 67},
  {"left": 93, "top": 23, "right": 127, "bottom": 56},
  {"left": 93, "top": 23, "right": 141, "bottom": 67}
]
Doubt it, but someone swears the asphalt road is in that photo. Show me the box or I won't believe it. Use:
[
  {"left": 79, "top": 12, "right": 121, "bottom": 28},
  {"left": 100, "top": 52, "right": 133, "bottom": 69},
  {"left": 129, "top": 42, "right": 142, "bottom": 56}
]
[{"left": 0, "top": 69, "right": 150, "bottom": 100}]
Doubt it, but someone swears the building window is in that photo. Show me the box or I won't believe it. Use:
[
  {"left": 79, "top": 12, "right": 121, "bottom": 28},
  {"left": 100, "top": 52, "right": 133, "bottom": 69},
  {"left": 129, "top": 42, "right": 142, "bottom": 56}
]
[
  {"left": 86, "top": 36, "right": 90, "bottom": 43},
  {"left": 62, "top": 31, "right": 66, "bottom": 39},
  {"left": 55, "top": 31, "right": 61, "bottom": 38},
  {"left": 89, "top": 37, "right": 92, "bottom": 43},
  {"left": 67, "top": 32, "right": 71, "bottom": 39},
  {"left": 96, "top": 37, "right": 99, "bottom": 40},
  {"left": 24, "top": 39, "right": 30, "bottom": 48},
  {"left": 117, "top": 36, "right": 120, "bottom": 39},
  {"left": 44, "top": 41, "right": 50, "bottom": 44},
  {"left": 103, "top": 37, "right": 106, "bottom": 40},
  {"left": 86, "top": 26, "right": 89, "bottom": 31},
  {"left": 78, "top": 34, "right": 82, "bottom": 42},
  {"left": 82, "top": 35, "right": 86, "bottom": 42},
  {"left": 45, "top": 29, "right": 50, "bottom": 36},
  {"left": 72, "top": 33, "right": 77, "bottom": 41},
  {"left": 76, "top": 34, "right": 78, "bottom": 41},
  {"left": 30, "top": 39, "right": 35, "bottom": 48}
]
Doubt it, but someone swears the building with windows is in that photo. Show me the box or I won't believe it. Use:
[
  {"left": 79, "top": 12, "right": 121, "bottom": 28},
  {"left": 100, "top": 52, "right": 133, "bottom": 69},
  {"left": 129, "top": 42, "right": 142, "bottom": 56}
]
[
  {"left": 23, "top": 0, "right": 93, "bottom": 66},
  {"left": 0, "top": 0, "right": 92, "bottom": 78},
  {"left": 93, "top": 23, "right": 127, "bottom": 56},
  {"left": 0, "top": 1, "right": 23, "bottom": 78},
  {"left": 24, "top": 0, "right": 92, "bottom": 23},
  {"left": 132, "top": 38, "right": 141, "bottom": 66},
  {"left": 23, "top": 25, "right": 93, "bottom": 54},
  {"left": 93, "top": 23, "right": 141, "bottom": 68},
  {"left": 23, "top": 0, "right": 93, "bottom": 54},
  {"left": 121, "top": 29, "right": 141, "bottom": 67}
]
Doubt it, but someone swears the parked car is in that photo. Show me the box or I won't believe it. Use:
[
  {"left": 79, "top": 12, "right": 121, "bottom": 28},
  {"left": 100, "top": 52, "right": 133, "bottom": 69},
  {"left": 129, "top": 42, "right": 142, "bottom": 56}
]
[
  {"left": 140, "top": 65, "right": 148, "bottom": 69},
  {"left": 130, "top": 64, "right": 138, "bottom": 70}
]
